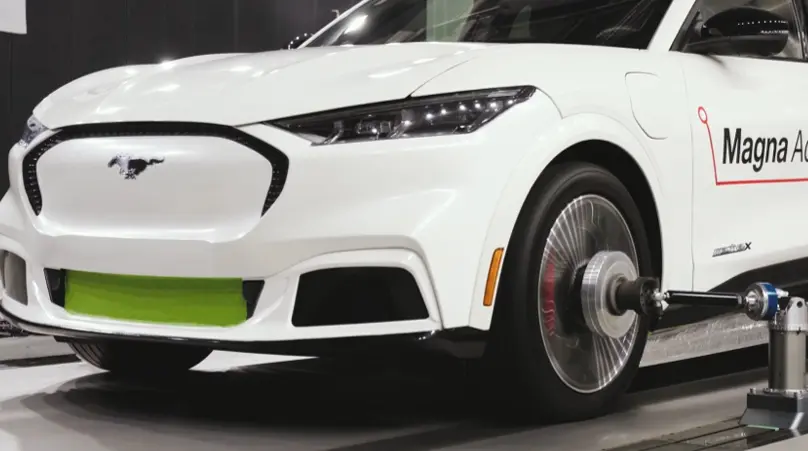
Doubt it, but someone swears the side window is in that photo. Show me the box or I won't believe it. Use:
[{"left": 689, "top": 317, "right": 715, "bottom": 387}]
[
  {"left": 426, "top": 0, "right": 475, "bottom": 41},
  {"left": 677, "top": 0, "right": 804, "bottom": 59},
  {"left": 509, "top": 6, "right": 533, "bottom": 39}
]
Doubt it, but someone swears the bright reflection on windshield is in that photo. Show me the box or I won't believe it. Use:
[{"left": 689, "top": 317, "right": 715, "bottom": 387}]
[
  {"left": 344, "top": 14, "right": 369, "bottom": 34},
  {"left": 306, "top": 0, "right": 673, "bottom": 50}
]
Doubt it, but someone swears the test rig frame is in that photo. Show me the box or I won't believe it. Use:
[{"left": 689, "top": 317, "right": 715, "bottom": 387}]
[{"left": 583, "top": 251, "right": 808, "bottom": 431}]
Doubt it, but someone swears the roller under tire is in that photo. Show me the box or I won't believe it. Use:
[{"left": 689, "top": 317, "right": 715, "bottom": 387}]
[
  {"left": 68, "top": 339, "right": 212, "bottom": 375},
  {"left": 486, "top": 162, "right": 653, "bottom": 423}
]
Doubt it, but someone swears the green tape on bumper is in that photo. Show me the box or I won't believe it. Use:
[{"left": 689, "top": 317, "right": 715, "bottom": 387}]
[{"left": 64, "top": 271, "right": 247, "bottom": 327}]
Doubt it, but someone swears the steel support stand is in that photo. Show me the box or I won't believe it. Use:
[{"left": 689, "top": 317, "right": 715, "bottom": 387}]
[{"left": 740, "top": 296, "right": 808, "bottom": 430}]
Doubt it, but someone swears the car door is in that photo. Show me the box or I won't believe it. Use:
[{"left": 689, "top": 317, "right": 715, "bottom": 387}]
[{"left": 675, "top": 0, "right": 808, "bottom": 294}]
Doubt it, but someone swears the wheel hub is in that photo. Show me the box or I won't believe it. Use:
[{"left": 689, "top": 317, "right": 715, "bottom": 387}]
[{"left": 580, "top": 251, "right": 638, "bottom": 338}]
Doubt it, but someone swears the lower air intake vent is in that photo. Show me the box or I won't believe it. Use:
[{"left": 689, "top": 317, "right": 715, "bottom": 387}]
[
  {"left": 3, "top": 252, "right": 27, "bottom": 305},
  {"left": 292, "top": 267, "right": 429, "bottom": 327}
]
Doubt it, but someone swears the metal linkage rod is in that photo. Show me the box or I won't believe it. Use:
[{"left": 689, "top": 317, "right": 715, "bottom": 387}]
[
  {"left": 612, "top": 275, "right": 782, "bottom": 323},
  {"left": 664, "top": 290, "right": 743, "bottom": 308}
]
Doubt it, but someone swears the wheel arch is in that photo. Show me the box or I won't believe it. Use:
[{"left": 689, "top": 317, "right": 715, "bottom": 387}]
[
  {"left": 549, "top": 140, "right": 663, "bottom": 278},
  {"left": 468, "top": 114, "right": 667, "bottom": 330}
]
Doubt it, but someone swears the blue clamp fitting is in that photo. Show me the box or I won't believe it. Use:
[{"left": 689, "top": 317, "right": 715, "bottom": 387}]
[{"left": 753, "top": 282, "right": 780, "bottom": 321}]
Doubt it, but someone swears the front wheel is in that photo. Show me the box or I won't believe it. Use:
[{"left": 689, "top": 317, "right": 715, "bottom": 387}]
[
  {"left": 68, "top": 339, "right": 212, "bottom": 375},
  {"left": 487, "top": 162, "right": 653, "bottom": 422}
]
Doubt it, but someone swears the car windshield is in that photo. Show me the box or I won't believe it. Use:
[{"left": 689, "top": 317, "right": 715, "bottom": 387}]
[{"left": 306, "top": 0, "right": 673, "bottom": 50}]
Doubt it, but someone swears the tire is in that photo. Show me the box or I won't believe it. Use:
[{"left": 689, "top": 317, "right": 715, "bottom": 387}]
[
  {"left": 486, "top": 162, "right": 653, "bottom": 423},
  {"left": 68, "top": 339, "right": 212, "bottom": 375}
]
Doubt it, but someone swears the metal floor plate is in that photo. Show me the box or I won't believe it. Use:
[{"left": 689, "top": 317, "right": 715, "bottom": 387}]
[
  {"left": 0, "top": 341, "right": 796, "bottom": 451},
  {"left": 605, "top": 419, "right": 804, "bottom": 450}
]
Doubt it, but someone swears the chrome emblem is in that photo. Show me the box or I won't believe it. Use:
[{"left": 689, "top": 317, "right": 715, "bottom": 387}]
[{"left": 108, "top": 154, "right": 165, "bottom": 180}]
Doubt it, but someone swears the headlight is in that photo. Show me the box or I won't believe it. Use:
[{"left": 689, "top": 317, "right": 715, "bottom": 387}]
[
  {"left": 18, "top": 116, "right": 48, "bottom": 149},
  {"left": 271, "top": 86, "right": 536, "bottom": 145}
]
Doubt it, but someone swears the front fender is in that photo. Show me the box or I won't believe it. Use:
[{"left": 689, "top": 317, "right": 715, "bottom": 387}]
[{"left": 468, "top": 113, "right": 668, "bottom": 330}]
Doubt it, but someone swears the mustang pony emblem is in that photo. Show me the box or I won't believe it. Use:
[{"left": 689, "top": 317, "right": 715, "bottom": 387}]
[{"left": 108, "top": 154, "right": 165, "bottom": 180}]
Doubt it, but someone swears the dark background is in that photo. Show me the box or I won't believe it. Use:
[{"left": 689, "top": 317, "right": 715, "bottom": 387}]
[{"left": 0, "top": 0, "right": 361, "bottom": 190}]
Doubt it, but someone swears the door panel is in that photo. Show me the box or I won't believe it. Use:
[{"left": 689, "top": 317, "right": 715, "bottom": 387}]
[
  {"left": 683, "top": 54, "right": 808, "bottom": 291},
  {"left": 680, "top": 0, "right": 808, "bottom": 293}
]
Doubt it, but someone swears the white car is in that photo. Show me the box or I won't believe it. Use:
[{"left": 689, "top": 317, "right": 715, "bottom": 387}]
[{"left": 0, "top": 0, "right": 798, "bottom": 421}]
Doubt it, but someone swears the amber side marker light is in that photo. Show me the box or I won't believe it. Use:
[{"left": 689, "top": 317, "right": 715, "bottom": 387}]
[{"left": 483, "top": 248, "right": 505, "bottom": 307}]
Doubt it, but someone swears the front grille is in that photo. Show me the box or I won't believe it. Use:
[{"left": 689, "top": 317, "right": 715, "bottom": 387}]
[{"left": 22, "top": 122, "right": 289, "bottom": 216}]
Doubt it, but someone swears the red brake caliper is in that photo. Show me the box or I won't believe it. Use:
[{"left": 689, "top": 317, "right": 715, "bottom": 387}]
[{"left": 541, "top": 258, "right": 557, "bottom": 336}]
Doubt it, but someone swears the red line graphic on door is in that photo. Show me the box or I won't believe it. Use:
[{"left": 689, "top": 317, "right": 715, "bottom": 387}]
[
  {"left": 699, "top": 106, "right": 808, "bottom": 186},
  {"left": 698, "top": 107, "right": 720, "bottom": 186}
]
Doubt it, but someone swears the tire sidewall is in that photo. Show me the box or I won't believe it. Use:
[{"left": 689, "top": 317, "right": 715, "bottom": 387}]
[
  {"left": 68, "top": 339, "right": 212, "bottom": 374},
  {"left": 494, "top": 162, "right": 653, "bottom": 420}
]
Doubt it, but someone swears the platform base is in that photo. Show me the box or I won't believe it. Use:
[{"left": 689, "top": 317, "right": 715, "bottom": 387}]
[{"left": 740, "top": 389, "right": 808, "bottom": 430}]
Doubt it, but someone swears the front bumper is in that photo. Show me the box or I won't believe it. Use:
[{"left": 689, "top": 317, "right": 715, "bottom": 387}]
[
  {"left": 0, "top": 114, "right": 536, "bottom": 351},
  {"left": 0, "top": 304, "right": 486, "bottom": 357}
]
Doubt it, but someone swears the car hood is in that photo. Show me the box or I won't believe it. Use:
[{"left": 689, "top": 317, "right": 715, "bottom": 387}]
[{"left": 33, "top": 43, "right": 492, "bottom": 129}]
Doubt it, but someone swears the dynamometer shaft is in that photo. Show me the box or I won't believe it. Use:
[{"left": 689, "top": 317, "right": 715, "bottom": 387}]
[
  {"left": 611, "top": 276, "right": 783, "bottom": 322},
  {"left": 664, "top": 290, "right": 743, "bottom": 308}
]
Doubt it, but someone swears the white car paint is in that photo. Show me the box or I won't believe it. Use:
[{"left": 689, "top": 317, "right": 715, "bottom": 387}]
[
  {"left": 0, "top": 0, "right": 798, "bottom": 357},
  {"left": 683, "top": 54, "right": 808, "bottom": 293},
  {"left": 33, "top": 44, "right": 484, "bottom": 128}
]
